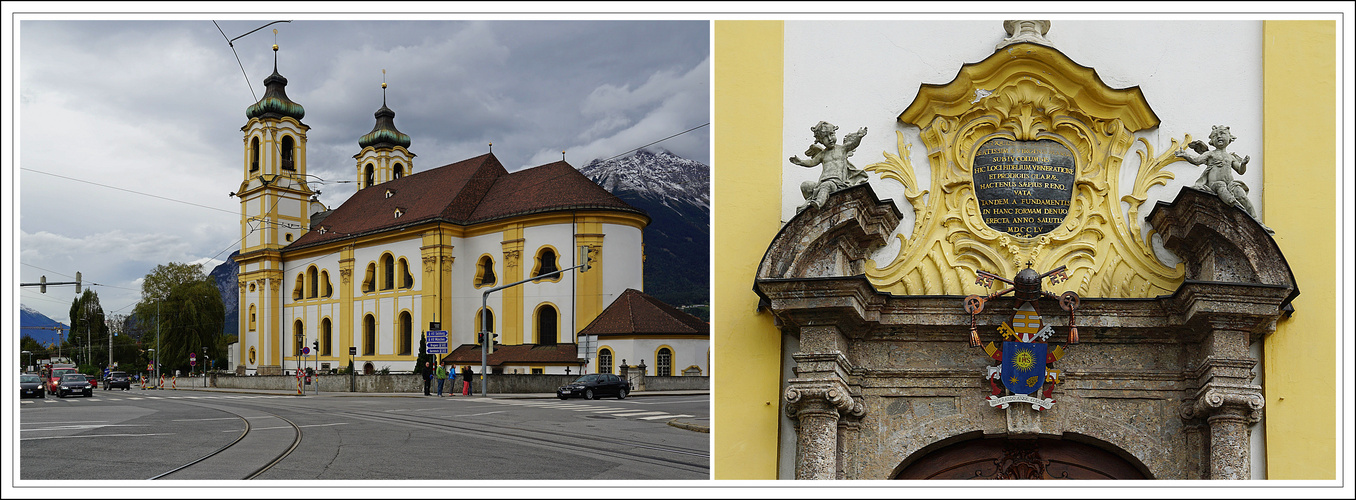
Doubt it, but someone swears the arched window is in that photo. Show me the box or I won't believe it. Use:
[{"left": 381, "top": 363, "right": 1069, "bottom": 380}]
[
  {"left": 364, "top": 163, "right": 375, "bottom": 189},
  {"left": 363, "top": 315, "right": 376, "bottom": 356},
  {"left": 536, "top": 304, "right": 558, "bottom": 345},
  {"left": 532, "top": 246, "right": 560, "bottom": 281},
  {"left": 249, "top": 304, "right": 257, "bottom": 331},
  {"left": 307, "top": 266, "right": 318, "bottom": 299},
  {"left": 397, "top": 258, "right": 413, "bottom": 288},
  {"left": 362, "top": 263, "right": 376, "bottom": 293},
  {"left": 475, "top": 308, "right": 495, "bottom": 343},
  {"left": 280, "top": 136, "right": 295, "bottom": 171},
  {"left": 292, "top": 273, "right": 305, "bottom": 300},
  {"left": 398, "top": 312, "right": 413, "bottom": 355},
  {"left": 320, "top": 270, "right": 333, "bottom": 297},
  {"left": 393, "top": 163, "right": 404, "bottom": 179},
  {"left": 657, "top": 347, "right": 673, "bottom": 377},
  {"left": 598, "top": 348, "right": 613, "bottom": 375},
  {"left": 382, "top": 254, "right": 395, "bottom": 290},
  {"left": 475, "top": 255, "right": 496, "bottom": 287},
  {"left": 294, "top": 319, "right": 306, "bottom": 355},
  {"left": 321, "top": 318, "right": 332, "bottom": 356},
  {"left": 250, "top": 137, "right": 260, "bottom": 172}
]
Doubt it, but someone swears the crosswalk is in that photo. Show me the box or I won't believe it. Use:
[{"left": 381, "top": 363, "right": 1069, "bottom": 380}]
[
  {"left": 476, "top": 398, "right": 696, "bottom": 422},
  {"left": 20, "top": 394, "right": 294, "bottom": 404}
]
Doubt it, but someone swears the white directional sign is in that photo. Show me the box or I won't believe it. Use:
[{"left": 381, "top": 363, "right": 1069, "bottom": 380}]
[{"left": 426, "top": 330, "right": 449, "bottom": 354}]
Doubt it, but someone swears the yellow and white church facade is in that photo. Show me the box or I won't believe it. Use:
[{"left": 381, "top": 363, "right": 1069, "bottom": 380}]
[{"left": 230, "top": 47, "right": 649, "bottom": 376}]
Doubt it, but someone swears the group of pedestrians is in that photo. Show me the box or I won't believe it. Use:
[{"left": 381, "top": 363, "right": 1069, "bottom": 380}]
[{"left": 423, "top": 361, "right": 474, "bottom": 397}]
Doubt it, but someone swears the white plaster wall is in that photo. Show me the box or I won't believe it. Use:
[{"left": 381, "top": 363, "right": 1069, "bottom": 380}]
[
  {"left": 783, "top": 21, "right": 1264, "bottom": 269},
  {"left": 601, "top": 223, "right": 645, "bottom": 300},
  {"left": 521, "top": 224, "right": 580, "bottom": 343},
  {"left": 456, "top": 232, "right": 505, "bottom": 345}
]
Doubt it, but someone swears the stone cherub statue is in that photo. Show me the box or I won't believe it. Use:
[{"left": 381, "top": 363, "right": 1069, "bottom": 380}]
[
  {"left": 1175, "top": 125, "right": 1271, "bottom": 232},
  {"left": 790, "top": 121, "right": 869, "bottom": 212}
]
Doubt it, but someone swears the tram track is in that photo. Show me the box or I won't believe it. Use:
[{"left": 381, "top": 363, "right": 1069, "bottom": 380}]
[{"left": 149, "top": 402, "right": 303, "bottom": 480}]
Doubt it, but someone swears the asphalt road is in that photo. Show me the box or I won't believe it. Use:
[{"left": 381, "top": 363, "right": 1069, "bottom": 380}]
[{"left": 18, "top": 388, "right": 710, "bottom": 481}]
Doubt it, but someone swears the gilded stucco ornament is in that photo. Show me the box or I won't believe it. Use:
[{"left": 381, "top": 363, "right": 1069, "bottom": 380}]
[
  {"left": 865, "top": 40, "right": 1185, "bottom": 299},
  {"left": 1174, "top": 125, "right": 1271, "bottom": 232},
  {"left": 791, "top": 121, "right": 870, "bottom": 213}
]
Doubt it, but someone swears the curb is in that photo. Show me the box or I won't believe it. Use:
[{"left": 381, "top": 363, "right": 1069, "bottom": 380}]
[{"left": 666, "top": 419, "right": 710, "bottom": 433}]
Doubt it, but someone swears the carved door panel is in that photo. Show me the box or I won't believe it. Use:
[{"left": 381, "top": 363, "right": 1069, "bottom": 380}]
[{"left": 895, "top": 438, "right": 1147, "bottom": 479}]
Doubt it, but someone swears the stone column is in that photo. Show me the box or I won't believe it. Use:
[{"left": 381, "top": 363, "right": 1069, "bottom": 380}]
[
  {"left": 1182, "top": 317, "right": 1265, "bottom": 480},
  {"left": 784, "top": 385, "right": 857, "bottom": 480}
]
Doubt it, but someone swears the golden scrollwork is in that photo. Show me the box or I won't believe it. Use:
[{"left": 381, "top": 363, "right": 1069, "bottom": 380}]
[{"left": 864, "top": 43, "right": 1183, "bottom": 298}]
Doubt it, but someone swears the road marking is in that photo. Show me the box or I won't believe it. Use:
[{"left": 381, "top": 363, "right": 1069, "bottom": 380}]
[
  {"left": 22, "top": 433, "right": 175, "bottom": 440},
  {"left": 639, "top": 414, "right": 693, "bottom": 420},
  {"left": 24, "top": 424, "right": 149, "bottom": 431},
  {"left": 19, "top": 420, "right": 108, "bottom": 426},
  {"left": 601, "top": 411, "right": 667, "bottom": 417},
  {"left": 451, "top": 411, "right": 507, "bottom": 418},
  {"left": 172, "top": 417, "right": 240, "bottom": 422}
]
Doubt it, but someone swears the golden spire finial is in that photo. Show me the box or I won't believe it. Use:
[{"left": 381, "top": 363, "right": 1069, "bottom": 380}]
[
  {"left": 382, "top": 69, "right": 387, "bottom": 89},
  {"left": 272, "top": 28, "right": 278, "bottom": 51}
]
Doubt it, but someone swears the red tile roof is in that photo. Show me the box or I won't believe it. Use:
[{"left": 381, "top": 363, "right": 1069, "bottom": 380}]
[
  {"left": 578, "top": 288, "right": 709, "bottom": 337},
  {"left": 440, "top": 343, "right": 582, "bottom": 367},
  {"left": 288, "top": 153, "right": 646, "bottom": 251}
]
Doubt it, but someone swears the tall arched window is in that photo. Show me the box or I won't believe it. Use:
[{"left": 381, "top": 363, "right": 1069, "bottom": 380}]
[
  {"left": 382, "top": 254, "right": 395, "bottom": 290},
  {"left": 598, "top": 348, "right": 613, "bottom": 375},
  {"left": 293, "top": 319, "right": 305, "bottom": 355},
  {"left": 307, "top": 266, "right": 318, "bottom": 299},
  {"left": 475, "top": 308, "right": 495, "bottom": 343},
  {"left": 475, "top": 255, "right": 496, "bottom": 287},
  {"left": 250, "top": 137, "right": 260, "bottom": 172},
  {"left": 536, "top": 304, "right": 558, "bottom": 345},
  {"left": 398, "top": 312, "right": 412, "bottom": 355},
  {"left": 397, "top": 258, "right": 413, "bottom": 288},
  {"left": 393, "top": 163, "right": 404, "bottom": 179},
  {"left": 321, "top": 318, "right": 332, "bottom": 356},
  {"left": 364, "top": 163, "right": 375, "bottom": 188},
  {"left": 280, "top": 136, "right": 295, "bottom": 171},
  {"left": 292, "top": 273, "right": 305, "bottom": 300},
  {"left": 320, "top": 270, "right": 333, "bottom": 297},
  {"left": 363, "top": 315, "right": 376, "bottom": 356},
  {"left": 362, "top": 263, "right": 376, "bottom": 293},
  {"left": 249, "top": 304, "right": 257, "bottom": 331},
  {"left": 657, "top": 347, "right": 673, "bottom": 377}
]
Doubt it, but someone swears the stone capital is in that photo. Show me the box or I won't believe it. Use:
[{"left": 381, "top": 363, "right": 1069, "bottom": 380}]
[
  {"left": 784, "top": 382, "right": 862, "bottom": 421},
  {"left": 1181, "top": 384, "right": 1265, "bottom": 425}
]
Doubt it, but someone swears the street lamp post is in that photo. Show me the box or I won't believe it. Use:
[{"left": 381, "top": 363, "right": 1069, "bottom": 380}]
[
  {"left": 147, "top": 348, "right": 156, "bottom": 389},
  {"left": 203, "top": 347, "right": 209, "bottom": 388},
  {"left": 21, "top": 351, "right": 32, "bottom": 372}
]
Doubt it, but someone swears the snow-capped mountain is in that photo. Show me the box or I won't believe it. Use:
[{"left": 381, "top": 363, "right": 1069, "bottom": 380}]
[
  {"left": 209, "top": 251, "right": 240, "bottom": 337},
  {"left": 19, "top": 304, "right": 69, "bottom": 345},
  {"left": 580, "top": 149, "right": 710, "bottom": 314}
]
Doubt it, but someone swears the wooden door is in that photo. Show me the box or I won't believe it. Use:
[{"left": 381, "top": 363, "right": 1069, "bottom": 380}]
[{"left": 894, "top": 437, "right": 1148, "bottom": 479}]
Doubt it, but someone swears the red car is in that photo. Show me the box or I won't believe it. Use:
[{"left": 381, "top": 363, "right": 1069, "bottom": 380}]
[
  {"left": 85, "top": 374, "right": 98, "bottom": 389},
  {"left": 45, "top": 367, "right": 78, "bottom": 393}
]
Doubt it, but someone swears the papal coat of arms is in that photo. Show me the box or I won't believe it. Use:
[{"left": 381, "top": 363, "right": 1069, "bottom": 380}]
[{"left": 963, "top": 264, "right": 1080, "bottom": 410}]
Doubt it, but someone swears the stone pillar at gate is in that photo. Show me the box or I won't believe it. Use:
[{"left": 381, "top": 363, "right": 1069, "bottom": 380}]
[{"left": 784, "top": 384, "right": 861, "bottom": 479}]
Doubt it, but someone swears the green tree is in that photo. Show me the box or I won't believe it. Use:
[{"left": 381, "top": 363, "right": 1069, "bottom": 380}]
[
  {"left": 133, "top": 262, "right": 224, "bottom": 376},
  {"left": 69, "top": 289, "right": 109, "bottom": 373}
]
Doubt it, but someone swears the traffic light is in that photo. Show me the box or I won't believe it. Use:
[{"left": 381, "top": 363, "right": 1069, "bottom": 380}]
[
  {"left": 312, "top": 340, "right": 319, "bottom": 352},
  {"left": 75, "top": 272, "right": 81, "bottom": 293},
  {"left": 486, "top": 333, "right": 497, "bottom": 355},
  {"left": 579, "top": 245, "right": 592, "bottom": 272},
  {"left": 40, "top": 275, "right": 47, "bottom": 293},
  {"left": 306, "top": 367, "right": 315, "bottom": 376}
]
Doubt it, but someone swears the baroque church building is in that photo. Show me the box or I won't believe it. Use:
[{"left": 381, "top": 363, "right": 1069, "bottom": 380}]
[{"left": 230, "top": 46, "right": 649, "bottom": 376}]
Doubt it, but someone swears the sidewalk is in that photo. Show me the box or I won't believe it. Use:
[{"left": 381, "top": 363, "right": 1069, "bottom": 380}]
[{"left": 139, "top": 384, "right": 710, "bottom": 432}]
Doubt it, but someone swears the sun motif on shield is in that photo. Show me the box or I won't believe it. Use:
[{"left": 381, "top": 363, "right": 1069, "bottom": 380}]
[{"left": 1012, "top": 349, "right": 1036, "bottom": 371}]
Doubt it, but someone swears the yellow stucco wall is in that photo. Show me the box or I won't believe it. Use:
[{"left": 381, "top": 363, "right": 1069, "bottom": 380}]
[
  {"left": 712, "top": 19, "right": 1339, "bottom": 481},
  {"left": 712, "top": 20, "right": 784, "bottom": 480},
  {"left": 1261, "top": 20, "right": 1337, "bottom": 480}
]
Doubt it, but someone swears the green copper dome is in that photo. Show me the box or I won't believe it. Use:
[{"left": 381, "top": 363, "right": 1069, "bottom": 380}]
[
  {"left": 245, "top": 66, "right": 306, "bottom": 121},
  {"left": 358, "top": 102, "right": 411, "bottom": 149}
]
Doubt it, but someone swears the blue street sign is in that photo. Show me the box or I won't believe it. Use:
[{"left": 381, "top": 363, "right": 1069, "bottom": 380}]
[{"left": 426, "top": 331, "right": 449, "bottom": 354}]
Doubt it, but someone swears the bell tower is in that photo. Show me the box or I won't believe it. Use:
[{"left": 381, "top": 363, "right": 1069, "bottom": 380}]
[
  {"left": 234, "top": 38, "right": 316, "bottom": 375},
  {"left": 355, "top": 71, "right": 415, "bottom": 190}
]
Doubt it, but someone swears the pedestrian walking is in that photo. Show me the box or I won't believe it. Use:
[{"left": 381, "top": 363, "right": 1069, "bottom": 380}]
[
  {"left": 462, "top": 365, "right": 474, "bottom": 396},
  {"left": 422, "top": 361, "right": 433, "bottom": 396},
  {"left": 435, "top": 363, "right": 448, "bottom": 396}
]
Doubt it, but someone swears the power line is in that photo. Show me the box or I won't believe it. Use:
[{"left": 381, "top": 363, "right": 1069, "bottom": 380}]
[{"left": 21, "top": 167, "right": 237, "bottom": 215}]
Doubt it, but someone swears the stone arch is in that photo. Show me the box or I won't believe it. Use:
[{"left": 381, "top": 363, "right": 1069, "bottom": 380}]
[{"left": 891, "top": 432, "right": 1151, "bottom": 480}]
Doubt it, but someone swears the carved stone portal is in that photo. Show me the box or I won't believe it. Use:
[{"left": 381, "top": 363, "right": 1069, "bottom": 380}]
[{"left": 755, "top": 185, "right": 1294, "bottom": 479}]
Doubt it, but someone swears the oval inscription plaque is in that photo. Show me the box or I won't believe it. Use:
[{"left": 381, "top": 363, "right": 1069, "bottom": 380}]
[{"left": 973, "top": 138, "right": 1076, "bottom": 238}]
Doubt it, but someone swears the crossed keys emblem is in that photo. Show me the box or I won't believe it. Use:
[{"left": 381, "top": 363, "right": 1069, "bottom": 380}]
[{"left": 963, "top": 263, "right": 1081, "bottom": 348}]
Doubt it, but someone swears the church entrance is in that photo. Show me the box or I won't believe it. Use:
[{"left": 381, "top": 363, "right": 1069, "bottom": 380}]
[{"left": 893, "top": 436, "right": 1148, "bottom": 480}]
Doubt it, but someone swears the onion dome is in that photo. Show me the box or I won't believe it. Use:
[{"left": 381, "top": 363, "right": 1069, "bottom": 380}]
[
  {"left": 358, "top": 83, "right": 411, "bottom": 149},
  {"left": 245, "top": 45, "right": 306, "bottom": 121}
]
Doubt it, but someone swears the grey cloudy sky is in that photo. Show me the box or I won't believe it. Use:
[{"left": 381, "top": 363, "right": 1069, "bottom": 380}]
[{"left": 12, "top": 18, "right": 710, "bottom": 324}]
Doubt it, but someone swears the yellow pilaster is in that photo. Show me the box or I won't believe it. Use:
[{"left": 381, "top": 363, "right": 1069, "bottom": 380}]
[
  {"left": 420, "top": 230, "right": 454, "bottom": 333},
  {"left": 712, "top": 20, "right": 785, "bottom": 480},
  {"left": 501, "top": 226, "right": 525, "bottom": 345},
  {"left": 339, "top": 249, "right": 355, "bottom": 368},
  {"left": 1261, "top": 20, "right": 1336, "bottom": 480},
  {"left": 575, "top": 218, "right": 605, "bottom": 327}
]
